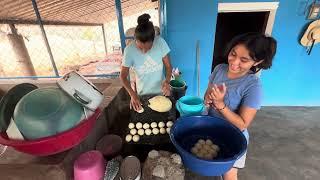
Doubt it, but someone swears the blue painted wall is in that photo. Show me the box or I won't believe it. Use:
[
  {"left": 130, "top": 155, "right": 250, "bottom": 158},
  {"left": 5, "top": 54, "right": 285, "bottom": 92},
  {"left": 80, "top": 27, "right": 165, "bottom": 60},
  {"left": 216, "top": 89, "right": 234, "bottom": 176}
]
[{"left": 164, "top": 0, "right": 320, "bottom": 106}]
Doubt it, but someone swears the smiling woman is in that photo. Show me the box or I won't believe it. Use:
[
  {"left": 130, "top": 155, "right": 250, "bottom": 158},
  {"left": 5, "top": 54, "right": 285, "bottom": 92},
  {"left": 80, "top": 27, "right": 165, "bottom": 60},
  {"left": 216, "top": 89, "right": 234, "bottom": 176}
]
[
  {"left": 225, "top": 33, "right": 276, "bottom": 75},
  {"left": 204, "top": 32, "right": 277, "bottom": 180}
]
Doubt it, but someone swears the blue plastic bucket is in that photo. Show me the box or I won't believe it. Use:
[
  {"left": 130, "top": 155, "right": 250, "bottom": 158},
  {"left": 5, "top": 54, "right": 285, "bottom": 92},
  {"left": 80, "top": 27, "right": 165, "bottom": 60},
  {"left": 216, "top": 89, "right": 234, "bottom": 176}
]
[
  {"left": 169, "top": 116, "right": 247, "bottom": 176},
  {"left": 176, "top": 96, "right": 204, "bottom": 116}
]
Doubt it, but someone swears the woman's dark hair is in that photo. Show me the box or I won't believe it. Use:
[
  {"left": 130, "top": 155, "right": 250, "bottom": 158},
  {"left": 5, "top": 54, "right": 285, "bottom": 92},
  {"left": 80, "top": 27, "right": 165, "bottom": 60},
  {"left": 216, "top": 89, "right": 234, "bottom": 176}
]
[
  {"left": 225, "top": 32, "right": 277, "bottom": 73},
  {"left": 135, "top": 13, "right": 155, "bottom": 43}
]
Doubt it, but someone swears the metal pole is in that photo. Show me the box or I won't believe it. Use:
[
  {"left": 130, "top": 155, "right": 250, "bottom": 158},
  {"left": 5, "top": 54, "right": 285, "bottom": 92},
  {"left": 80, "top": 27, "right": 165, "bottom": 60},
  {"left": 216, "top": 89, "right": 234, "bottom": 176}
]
[
  {"left": 0, "top": 74, "right": 119, "bottom": 80},
  {"left": 159, "top": 0, "right": 167, "bottom": 39},
  {"left": 115, "top": 0, "right": 126, "bottom": 53},
  {"left": 31, "top": 0, "right": 59, "bottom": 77},
  {"left": 101, "top": 24, "right": 108, "bottom": 55},
  {"left": 0, "top": 19, "right": 103, "bottom": 26},
  {"left": 196, "top": 40, "right": 200, "bottom": 97}
]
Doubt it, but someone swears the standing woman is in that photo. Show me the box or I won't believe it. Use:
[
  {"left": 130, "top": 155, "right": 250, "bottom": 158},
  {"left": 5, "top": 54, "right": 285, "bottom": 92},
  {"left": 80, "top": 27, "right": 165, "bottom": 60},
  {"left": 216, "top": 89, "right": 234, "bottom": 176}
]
[
  {"left": 120, "top": 13, "right": 172, "bottom": 112},
  {"left": 204, "top": 33, "right": 277, "bottom": 180}
]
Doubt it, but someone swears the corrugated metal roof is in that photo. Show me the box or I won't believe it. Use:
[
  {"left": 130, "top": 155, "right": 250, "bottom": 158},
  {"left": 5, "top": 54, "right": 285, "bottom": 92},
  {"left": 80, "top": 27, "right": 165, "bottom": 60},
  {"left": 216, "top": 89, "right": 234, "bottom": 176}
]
[{"left": 0, "top": 0, "right": 158, "bottom": 25}]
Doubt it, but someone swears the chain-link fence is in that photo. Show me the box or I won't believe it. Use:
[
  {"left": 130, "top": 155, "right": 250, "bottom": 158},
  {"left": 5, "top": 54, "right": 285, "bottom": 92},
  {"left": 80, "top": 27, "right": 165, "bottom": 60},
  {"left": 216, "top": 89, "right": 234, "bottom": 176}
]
[{"left": 0, "top": 0, "right": 159, "bottom": 80}]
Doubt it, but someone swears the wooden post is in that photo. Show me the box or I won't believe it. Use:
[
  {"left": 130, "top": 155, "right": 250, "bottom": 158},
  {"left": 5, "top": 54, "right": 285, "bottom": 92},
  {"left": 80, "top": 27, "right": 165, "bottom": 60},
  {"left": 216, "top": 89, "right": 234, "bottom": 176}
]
[
  {"left": 32, "top": 0, "right": 59, "bottom": 77},
  {"left": 7, "top": 24, "right": 37, "bottom": 76}
]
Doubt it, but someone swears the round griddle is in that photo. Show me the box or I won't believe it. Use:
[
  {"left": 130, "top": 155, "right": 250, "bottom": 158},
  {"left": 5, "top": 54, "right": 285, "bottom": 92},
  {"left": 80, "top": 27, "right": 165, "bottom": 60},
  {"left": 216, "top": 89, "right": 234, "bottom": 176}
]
[{"left": 125, "top": 94, "right": 176, "bottom": 145}]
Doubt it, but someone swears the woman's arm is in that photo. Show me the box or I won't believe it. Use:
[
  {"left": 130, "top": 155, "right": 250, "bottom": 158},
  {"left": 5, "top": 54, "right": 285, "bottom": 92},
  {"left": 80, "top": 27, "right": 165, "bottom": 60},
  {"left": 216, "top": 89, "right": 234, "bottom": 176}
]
[
  {"left": 120, "top": 66, "right": 141, "bottom": 111},
  {"left": 204, "top": 85, "right": 214, "bottom": 106},
  {"left": 162, "top": 54, "right": 172, "bottom": 96},
  {"left": 162, "top": 54, "right": 172, "bottom": 83},
  {"left": 210, "top": 84, "right": 257, "bottom": 131},
  {"left": 120, "top": 66, "right": 136, "bottom": 97},
  {"left": 216, "top": 102, "right": 257, "bottom": 131}
]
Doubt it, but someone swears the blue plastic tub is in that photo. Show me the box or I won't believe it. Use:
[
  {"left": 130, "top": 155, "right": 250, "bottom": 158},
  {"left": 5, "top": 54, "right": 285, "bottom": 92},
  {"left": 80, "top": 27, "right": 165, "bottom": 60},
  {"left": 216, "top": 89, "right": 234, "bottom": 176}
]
[
  {"left": 169, "top": 115, "right": 247, "bottom": 176},
  {"left": 176, "top": 96, "right": 205, "bottom": 116}
]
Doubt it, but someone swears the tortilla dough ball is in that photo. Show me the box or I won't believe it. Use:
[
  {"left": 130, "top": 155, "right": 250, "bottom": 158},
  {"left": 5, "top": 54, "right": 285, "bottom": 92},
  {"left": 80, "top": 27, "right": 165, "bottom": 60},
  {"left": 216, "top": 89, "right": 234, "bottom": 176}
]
[
  {"left": 166, "top": 127, "right": 170, "bottom": 134},
  {"left": 128, "top": 123, "right": 135, "bottom": 129},
  {"left": 145, "top": 129, "right": 152, "bottom": 135},
  {"left": 166, "top": 121, "right": 173, "bottom": 128},
  {"left": 152, "top": 128, "right": 159, "bottom": 135},
  {"left": 158, "top": 122, "right": 165, "bottom": 128},
  {"left": 151, "top": 122, "right": 157, "bottom": 128},
  {"left": 207, "top": 147, "right": 215, "bottom": 154},
  {"left": 138, "top": 129, "right": 144, "bottom": 136},
  {"left": 203, "top": 144, "right": 212, "bottom": 151},
  {"left": 200, "top": 149, "right": 208, "bottom": 156},
  {"left": 130, "top": 129, "right": 137, "bottom": 135},
  {"left": 196, "top": 152, "right": 205, "bottom": 159},
  {"left": 198, "top": 139, "right": 206, "bottom": 145},
  {"left": 159, "top": 128, "right": 166, "bottom": 134},
  {"left": 210, "top": 150, "right": 218, "bottom": 158},
  {"left": 195, "top": 142, "right": 203, "bottom": 149},
  {"left": 148, "top": 96, "right": 172, "bottom": 112},
  {"left": 205, "top": 139, "right": 213, "bottom": 145},
  {"left": 204, "top": 153, "right": 213, "bottom": 160},
  {"left": 211, "top": 144, "right": 220, "bottom": 152},
  {"left": 191, "top": 147, "right": 199, "bottom": 155},
  {"left": 143, "top": 123, "right": 150, "bottom": 129},
  {"left": 125, "top": 134, "right": 132, "bottom": 142},
  {"left": 136, "top": 122, "right": 143, "bottom": 129},
  {"left": 137, "top": 107, "right": 144, "bottom": 113},
  {"left": 132, "top": 135, "right": 140, "bottom": 142}
]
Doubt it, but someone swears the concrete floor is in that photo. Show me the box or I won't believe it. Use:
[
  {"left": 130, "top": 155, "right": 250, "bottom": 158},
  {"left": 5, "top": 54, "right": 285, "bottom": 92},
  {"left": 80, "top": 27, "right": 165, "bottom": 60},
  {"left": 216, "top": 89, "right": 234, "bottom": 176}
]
[{"left": 238, "top": 107, "right": 320, "bottom": 180}]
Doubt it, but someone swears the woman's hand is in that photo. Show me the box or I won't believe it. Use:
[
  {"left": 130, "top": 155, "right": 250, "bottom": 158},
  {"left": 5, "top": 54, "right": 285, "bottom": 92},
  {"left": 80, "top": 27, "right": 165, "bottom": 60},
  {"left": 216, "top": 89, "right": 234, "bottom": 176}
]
[
  {"left": 210, "top": 83, "right": 227, "bottom": 109},
  {"left": 130, "top": 93, "right": 142, "bottom": 112},
  {"left": 162, "top": 80, "right": 171, "bottom": 96},
  {"left": 204, "top": 87, "right": 214, "bottom": 107}
]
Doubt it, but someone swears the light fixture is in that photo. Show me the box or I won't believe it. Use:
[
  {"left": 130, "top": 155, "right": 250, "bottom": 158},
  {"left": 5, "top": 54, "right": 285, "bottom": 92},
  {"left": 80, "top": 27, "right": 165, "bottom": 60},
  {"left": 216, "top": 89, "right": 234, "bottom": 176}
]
[{"left": 307, "top": 2, "right": 320, "bottom": 20}]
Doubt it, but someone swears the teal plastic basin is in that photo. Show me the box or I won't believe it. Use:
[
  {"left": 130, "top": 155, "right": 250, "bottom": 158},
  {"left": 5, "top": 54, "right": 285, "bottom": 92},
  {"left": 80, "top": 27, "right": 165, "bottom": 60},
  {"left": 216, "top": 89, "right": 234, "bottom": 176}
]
[
  {"left": 14, "top": 88, "right": 83, "bottom": 140},
  {"left": 176, "top": 96, "right": 204, "bottom": 116}
]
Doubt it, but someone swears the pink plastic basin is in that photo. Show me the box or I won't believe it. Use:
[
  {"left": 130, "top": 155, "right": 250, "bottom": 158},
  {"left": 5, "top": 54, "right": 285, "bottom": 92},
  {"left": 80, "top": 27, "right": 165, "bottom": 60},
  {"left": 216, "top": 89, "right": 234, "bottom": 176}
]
[
  {"left": 0, "top": 109, "right": 101, "bottom": 156},
  {"left": 74, "top": 150, "right": 106, "bottom": 180}
]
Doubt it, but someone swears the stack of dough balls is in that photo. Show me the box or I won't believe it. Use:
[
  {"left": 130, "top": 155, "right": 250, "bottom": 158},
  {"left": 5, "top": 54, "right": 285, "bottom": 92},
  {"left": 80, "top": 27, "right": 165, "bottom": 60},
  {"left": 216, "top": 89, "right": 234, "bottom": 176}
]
[
  {"left": 148, "top": 96, "right": 172, "bottom": 112},
  {"left": 191, "top": 139, "right": 220, "bottom": 160},
  {"left": 125, "top": 120, "right": 174, "bottom": 143}
]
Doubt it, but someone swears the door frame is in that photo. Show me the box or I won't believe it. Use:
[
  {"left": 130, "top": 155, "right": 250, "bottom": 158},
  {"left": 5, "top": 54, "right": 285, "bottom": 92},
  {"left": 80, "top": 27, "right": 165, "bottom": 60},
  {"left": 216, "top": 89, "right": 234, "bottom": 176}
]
[{"left": 218, "top": 2, "right": 279, "bottom": 35}]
